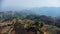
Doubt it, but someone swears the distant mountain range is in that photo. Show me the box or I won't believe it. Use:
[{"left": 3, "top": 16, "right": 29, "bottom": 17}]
[
  {"left": 1, "top": 7, "right": 60, "bottom": 18},
  {"left": 17, "top": 7, "right": 60, "bottom": 18},
  {"left": 30, "top": 7, "right": 60, "bottom": 17}
]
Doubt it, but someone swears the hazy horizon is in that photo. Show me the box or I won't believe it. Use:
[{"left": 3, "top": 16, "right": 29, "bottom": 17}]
[
  {"left": 0, "top": 0, "right": 60, "bottom": 17},
  {"left": 0, "top": 0, "right": 60, "bottom": 11}
]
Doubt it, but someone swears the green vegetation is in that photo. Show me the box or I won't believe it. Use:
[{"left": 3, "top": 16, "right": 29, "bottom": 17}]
[
  {"left": 0, "top": 12, "right": 60, "bottom": 34},
  {"left": 34, "top": 21, "right": 44, "bottom": 34}
]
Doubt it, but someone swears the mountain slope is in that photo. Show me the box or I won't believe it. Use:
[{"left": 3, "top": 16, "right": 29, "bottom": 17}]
[{"left": 30, "top": 7, "right": 60, "bottom": 17}]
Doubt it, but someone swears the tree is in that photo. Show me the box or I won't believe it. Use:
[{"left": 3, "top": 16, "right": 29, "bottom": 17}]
[
  {"left": 27, "top": 21, "right": 44, "bottom": 34},
  {"left": 34, "top": 21, "right": 44, "bottom": 34}
]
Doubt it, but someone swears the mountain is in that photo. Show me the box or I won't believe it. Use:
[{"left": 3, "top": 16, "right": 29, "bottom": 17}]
[
  {"left": 13, "top": 9, "right": 36, "bottom": 19},
  {"left": 2, "top": 7, "right": 60, "bottom": 17},
  {"left": 30, "top": 7, "right": 60, "bottom": 17}
]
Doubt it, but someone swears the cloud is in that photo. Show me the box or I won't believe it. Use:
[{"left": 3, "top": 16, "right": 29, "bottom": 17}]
[{"left": 2, "top": 0, "right": 60, "bottom": 9}]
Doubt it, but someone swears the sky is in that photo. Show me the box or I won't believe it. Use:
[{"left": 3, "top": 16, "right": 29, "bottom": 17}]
[{"left": 0, "top": 0, "right": 60, "bottom": 11}]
